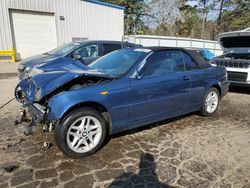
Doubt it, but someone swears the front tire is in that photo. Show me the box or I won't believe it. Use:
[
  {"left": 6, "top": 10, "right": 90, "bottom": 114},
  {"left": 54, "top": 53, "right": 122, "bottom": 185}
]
[
  {"left": 55, "top": 107, "right": 107, "bottom": 158},
  {"left": 199, "top": 87, "right": 220, "bottom": 117}
]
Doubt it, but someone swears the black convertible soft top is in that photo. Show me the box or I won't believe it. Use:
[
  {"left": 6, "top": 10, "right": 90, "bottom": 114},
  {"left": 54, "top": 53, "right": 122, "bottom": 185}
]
[{"left": 143, "top": 46, "right": 211, "bottom": 69}]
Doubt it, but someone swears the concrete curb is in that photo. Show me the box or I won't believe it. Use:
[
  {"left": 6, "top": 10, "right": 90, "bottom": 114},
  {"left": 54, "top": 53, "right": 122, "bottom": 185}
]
[{"left": 0, "top": 73, "right": 17, "bottom": 79}]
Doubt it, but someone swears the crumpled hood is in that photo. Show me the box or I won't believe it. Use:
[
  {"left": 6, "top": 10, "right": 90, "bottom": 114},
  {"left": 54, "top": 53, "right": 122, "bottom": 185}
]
[
  {"left": 21, "top": 54, "right": 61, "bottom": 67},
  {"left": 17, "top": 68, "right": 115, "bottom": 104},
  {"left": 216, "top": 29, "right": 250, "bottom": 52},
  {"left": 20, "top": 53, "right": 90, "bottom": 79},
  {"left": 32, "top": 58, "right": 89, "bottom": 72}
]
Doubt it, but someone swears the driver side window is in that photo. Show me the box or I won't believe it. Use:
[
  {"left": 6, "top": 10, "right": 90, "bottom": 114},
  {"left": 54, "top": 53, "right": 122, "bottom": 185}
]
[
  {"left": 142, "top": 50, "right": 185, "bottom": 77},
  {"left": 73, "top": 44, "right": 98, "bottom": 58}
]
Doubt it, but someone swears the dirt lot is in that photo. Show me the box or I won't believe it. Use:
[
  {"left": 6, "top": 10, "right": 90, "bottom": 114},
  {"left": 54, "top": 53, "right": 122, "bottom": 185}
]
[{"left": 0, "top": 79, "right": 250, "bottom": 188}]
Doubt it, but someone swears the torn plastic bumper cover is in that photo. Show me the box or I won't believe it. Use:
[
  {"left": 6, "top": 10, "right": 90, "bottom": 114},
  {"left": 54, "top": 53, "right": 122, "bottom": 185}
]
[
  {"left": 28, "top": 103, "right": 48, "bottom": 123},
  {"left": 15, "top": 85, "right": 49, "bottom": 124}
]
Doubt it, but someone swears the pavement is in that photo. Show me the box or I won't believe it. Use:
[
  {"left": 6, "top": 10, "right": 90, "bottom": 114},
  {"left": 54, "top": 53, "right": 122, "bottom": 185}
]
[
  {"left": 0, "top": 77, "right": 250, "bottom": 188},
  {"left": 0, "top": 62, "right": 19, "bottom": 79},
  {"left": 0, "top": 78, "right": 18, "bottom": 107}
]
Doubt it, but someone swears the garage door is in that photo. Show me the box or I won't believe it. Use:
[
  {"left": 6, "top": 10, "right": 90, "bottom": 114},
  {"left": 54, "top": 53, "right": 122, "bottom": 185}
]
[{"left": 11, "top": 10, "right": 57, "bottom": 60}]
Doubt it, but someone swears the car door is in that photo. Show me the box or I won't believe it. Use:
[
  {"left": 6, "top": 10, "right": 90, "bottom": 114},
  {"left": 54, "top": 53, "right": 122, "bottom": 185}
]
[
  {"left": 72, "top": 43, "right": 99, "bottom": 64},
  {"left": 181, "top": 51, "right": 208, "bottom": 109},
  {"left": 129, "top": 50, "right": 192, "bottom": 122},
  {"left": 100, "top": 43, "right": 122, "bottom": 56}
]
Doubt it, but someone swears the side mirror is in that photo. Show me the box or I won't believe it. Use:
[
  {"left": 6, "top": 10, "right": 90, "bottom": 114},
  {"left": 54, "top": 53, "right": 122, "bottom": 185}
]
[{"left": 73, "top": 54, "right": 82, "bottom": 60}]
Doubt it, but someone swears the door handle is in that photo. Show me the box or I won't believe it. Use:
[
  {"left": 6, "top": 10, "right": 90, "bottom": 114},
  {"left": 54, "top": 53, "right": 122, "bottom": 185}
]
[{"left": 182, "top": 76, "right": 190, "bottom": 81}]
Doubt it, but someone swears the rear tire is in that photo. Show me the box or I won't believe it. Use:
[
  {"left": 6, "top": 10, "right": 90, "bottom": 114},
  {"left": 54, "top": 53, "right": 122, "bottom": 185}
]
[
  {"left": 55, "top": 107, "right": 107, "bottom": 158},
  {"left": 199, "top": 87, "right": 220, "bottom": 117}
]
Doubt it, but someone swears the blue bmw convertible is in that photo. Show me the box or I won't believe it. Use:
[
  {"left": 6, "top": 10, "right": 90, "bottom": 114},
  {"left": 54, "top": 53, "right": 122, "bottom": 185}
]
[{"left": 15, "top": 47, "right": 229, "bottom": 158}]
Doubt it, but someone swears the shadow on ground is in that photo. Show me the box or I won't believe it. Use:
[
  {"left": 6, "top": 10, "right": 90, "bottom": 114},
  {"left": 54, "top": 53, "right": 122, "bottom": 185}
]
[
  {"left": 229, "top": 85, "right": 250, "bottom": 94},
  {"left": 108, "top": 152, "right": 172, "bottom": 188}
]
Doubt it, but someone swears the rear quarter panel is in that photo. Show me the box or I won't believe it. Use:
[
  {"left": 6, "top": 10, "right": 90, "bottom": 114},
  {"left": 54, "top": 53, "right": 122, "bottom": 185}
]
[
  {"left": 205, "top": 66, "right": 228, "bottom": 90},
  {"left": 188, "top": 66, "right": 228, "bottom": 111}
]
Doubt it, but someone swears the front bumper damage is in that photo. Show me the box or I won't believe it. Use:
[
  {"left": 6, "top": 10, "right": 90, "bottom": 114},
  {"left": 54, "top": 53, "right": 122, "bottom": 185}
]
[
  {"left": 28, "top": 103, "right": 48, "bottom": 123},
  {"left": 15, "top": 85, "right": 53, "bottom": 135},
  {"left": 15, "top": 84, "right": 47, "bottom": 122},
  {"left": 14, "top": 68, "right": 115, "bottom": 134}
]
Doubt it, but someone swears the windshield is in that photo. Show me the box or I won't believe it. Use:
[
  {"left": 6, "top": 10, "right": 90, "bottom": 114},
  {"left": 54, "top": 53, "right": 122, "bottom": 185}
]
[
  {"left": 47, "top": 42, "right": 81, "bottom": 56},
  {"left": 89, "top": 49, "right": 150, "bottom": 76}
]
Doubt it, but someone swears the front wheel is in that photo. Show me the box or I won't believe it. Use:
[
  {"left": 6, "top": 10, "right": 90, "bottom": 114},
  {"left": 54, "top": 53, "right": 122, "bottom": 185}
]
[
  {"left": 199, "top": 87, "right": 220, "bottom": 117},
  {"left": 55, "top": 107, "right": 107, "bottom": 158}
]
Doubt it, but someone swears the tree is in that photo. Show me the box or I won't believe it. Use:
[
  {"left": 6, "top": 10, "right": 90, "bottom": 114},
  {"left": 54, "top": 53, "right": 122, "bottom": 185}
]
[
  {"left": 219, "top": 0, "right": 250, "bottom": 31},
  {"left": 217, "top": 0, "right": 225, "bottom": 27},
  {"left": 193, "top": 0, "right": 217, "bottom": 38},
  {"left": 146, "top": 0, "right": 180, "bottom": 36},
  {"left": 101, "top": 0, "right": 148, "bottom": 35},
  {"left": 177, "top": 2, "right": 203, "bottom": 38},
  {"left": 102, "top": 0, "right": 250, "bottom": 39}
]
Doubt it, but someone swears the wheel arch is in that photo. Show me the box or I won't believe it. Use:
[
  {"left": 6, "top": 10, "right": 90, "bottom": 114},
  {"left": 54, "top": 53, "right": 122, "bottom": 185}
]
[
  {"left": 59, "top": 101, "right": 112, "bottom": 135},
  {"left": 206, "top": 80, "right": 222, "bottom": 98},
  {"left": 211, "top": 84, "right": 221, "bottom": 97}
]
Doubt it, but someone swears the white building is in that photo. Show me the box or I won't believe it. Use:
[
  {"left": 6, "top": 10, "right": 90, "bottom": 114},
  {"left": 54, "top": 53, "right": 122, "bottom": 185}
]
[{"left": 0, "top": 0, "right": 124, "bottom": 60}]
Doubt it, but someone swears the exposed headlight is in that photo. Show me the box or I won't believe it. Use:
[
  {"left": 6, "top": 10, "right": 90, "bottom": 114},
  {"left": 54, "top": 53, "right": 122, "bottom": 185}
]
[
  {"left": 24, "top": 67, "right": 30, "bottom": 72},
  {"left": 15, "top": 85, "right": 24, "bottom": 100},
  {"left": 19, "top": 63, "right": 25, "bottom": 70}
]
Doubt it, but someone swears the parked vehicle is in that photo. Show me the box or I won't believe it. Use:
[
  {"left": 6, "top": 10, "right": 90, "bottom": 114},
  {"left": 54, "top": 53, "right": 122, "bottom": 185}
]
[
  {"left": 17, "top": 40, "right": 142, "bottom": 79},
  {"left": 188, "top": 48, "right": 215, "bottom": 61},
  {"left": 210, "top": 28, "right": 250, "bottom": 86},
  {"left": 15, "top": 47, "right": 229, "bottom": 158}
]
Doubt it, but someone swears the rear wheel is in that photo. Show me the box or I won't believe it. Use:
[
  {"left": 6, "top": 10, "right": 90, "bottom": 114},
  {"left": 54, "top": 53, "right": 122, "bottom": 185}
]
[
  {"left": 199, "top": 87, "right": 220, "bottom": 116},
  {"left": 55, "top": 107, "right": 107, "bottom": 158}
]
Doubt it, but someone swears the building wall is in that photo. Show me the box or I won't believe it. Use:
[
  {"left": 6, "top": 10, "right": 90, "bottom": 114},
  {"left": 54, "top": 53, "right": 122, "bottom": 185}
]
[
  {"left": 0, "top": 0, "right": 124, "bottom": 50},
  {"left": 127, "top": 35, "right": 223, "bottom": 56}
]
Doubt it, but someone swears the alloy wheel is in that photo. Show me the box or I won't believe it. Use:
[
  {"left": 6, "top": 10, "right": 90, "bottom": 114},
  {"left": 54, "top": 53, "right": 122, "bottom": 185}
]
[
  {"left": 205, "top": 91, "right": 219, "bottom": 113},
  {"left": 66, "top": 116, "right": 102, "bottom": 153}
]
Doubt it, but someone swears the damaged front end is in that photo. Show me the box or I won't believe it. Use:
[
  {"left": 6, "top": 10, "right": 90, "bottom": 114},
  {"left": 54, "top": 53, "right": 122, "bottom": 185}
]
[
  {"left": 15, "top": 78, "right": 52, "bottom": 135},
  {"left": 15, "top": 78, "right": 49, "bottom": 125},
  {"left": 15, "top": 68, "right": 115, "bottom": 133}
]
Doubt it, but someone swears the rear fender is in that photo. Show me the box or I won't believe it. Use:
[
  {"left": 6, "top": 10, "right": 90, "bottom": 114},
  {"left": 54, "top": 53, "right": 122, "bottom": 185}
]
[{"left": 205, "top": 79, "right": 222, "bottom": 96}]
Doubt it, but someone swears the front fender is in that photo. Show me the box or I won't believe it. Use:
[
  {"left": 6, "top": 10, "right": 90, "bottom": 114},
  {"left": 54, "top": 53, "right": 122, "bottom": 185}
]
[{"left": 47, "top": 90, "right": 109, "bottom": 122}]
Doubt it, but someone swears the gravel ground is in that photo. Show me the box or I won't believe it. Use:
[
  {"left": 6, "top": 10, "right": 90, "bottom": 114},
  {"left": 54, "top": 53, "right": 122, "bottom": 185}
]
[{"left": 0, "top": 83, "right": 250, "bottom": 188}]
